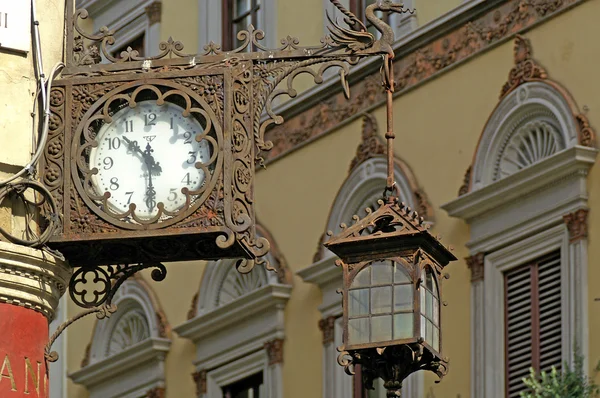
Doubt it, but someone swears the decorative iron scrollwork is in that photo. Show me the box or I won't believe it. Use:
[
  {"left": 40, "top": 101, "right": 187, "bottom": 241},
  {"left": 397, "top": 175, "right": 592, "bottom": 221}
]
[{"left": 69, "top": 262, "right": 167, "bottom": 308}]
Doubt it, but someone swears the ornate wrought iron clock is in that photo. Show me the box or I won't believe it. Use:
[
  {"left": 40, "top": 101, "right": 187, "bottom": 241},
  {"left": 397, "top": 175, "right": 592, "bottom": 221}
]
[
  {"left": 37, "top": 0, "right": 413, "bottom": 305},
  {"left": 45, "top": 65, "right": 267, "bottom": 269}
]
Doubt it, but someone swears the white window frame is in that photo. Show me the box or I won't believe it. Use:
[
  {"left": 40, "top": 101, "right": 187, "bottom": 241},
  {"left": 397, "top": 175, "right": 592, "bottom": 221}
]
[
  {"left": 175, "top": 259, "right": 292, "bottom": 398},
  {"left": 77, "top": 0, "right": 161, "bottom": 58},
  {"left": 442, "top": 80, "right": 598, "bottom": 398},
  {"left": 69, "top": 279, "right": 171, "bottom": 398},
  {"left": 197, "top": 0, "right": 277, "bottom": 53},
  {"left": 483, "top": 225, "right": 572, "bottom": 397}
]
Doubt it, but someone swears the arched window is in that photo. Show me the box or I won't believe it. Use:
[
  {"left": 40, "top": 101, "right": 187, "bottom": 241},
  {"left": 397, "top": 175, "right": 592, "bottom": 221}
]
[
  {"left": 176, "top": 223, "right": 292, "bottom": 398},
  {"left": 299, "top": 114, "right": 431, "bottom": 398},
  {"left": 443, "top": 36, "right": 597, "bottom": 398},
  {"left": 70, "top": 276, "right": 171, "bottom": 398}
]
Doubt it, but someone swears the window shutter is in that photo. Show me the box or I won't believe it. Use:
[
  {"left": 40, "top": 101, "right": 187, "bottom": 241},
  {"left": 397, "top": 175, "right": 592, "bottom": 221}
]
[
  {"left": 504, "top": 250, "right": 561, "bottom": 398},
  {"left": 505, "top": 264, "right": 533, "bottom": 398},
  {"left": 537, "top": 252, "right": 562, "bottom": 372}
]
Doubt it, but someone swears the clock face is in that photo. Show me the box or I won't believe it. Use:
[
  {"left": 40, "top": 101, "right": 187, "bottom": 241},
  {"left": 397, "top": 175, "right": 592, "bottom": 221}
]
[{"left": 89, "top": 100, "right": 211, "bottom": 220}]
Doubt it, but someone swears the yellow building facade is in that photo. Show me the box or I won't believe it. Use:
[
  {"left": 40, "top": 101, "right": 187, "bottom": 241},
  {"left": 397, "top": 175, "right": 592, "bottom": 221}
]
[{"left": 2, "top": 0, "right": 600, "bottom": 398}]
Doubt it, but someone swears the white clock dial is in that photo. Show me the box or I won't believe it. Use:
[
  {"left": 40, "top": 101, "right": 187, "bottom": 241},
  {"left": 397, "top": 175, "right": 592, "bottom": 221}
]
[{"left": 89, "top": 100, "right": 211, "bottom": 220}]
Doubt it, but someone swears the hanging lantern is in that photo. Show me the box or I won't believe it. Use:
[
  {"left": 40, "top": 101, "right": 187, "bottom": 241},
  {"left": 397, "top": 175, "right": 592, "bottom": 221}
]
[{"left": 324, "top": 197, "right": 456, "bottom": 395}]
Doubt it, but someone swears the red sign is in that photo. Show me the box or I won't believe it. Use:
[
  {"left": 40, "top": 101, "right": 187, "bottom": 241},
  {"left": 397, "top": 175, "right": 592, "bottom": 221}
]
[{"left": 0, "top": 304, "right": 49, "bottom": 397}]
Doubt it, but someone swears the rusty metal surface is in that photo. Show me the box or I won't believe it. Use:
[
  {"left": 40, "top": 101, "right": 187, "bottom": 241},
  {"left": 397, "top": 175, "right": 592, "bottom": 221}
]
[
  {"left": 325, "top": 196, "right": 456, "bottom": 390},
  {"left": 41, "top": 0, "right": 413, "bottom": 274}
]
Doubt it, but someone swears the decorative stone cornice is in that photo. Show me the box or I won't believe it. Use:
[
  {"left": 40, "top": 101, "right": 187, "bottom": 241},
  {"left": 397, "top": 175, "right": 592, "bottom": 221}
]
[
  {"left": 264, "top": 338, "right": 284, "bottom": 365},
  {"left": 500, "top": 34, "right": 548, "bottom": 98},
  {"left": 192, "top": 370, "right": 207, "bottom": 396},
  {"left": 262, "top": 0, "right": 589, "bottom": 165},
  {"left": 187, "top": 292, "right": 199, "bottom": 320},
  {"left": 563, "top": 209, "right": 588, "bottom": 242},
  {"left": 0, "top": 241, "right": 71, "bottom": 320},
  {"left": 145, "top": 1, "right": 162, "bottom": 25},
  {"left": 466, "top": 253, "right": 485, "bottom": 283},
  {"left": 146, "top": 387, "right": 165, "bottom": 398},
  {"left": 458, "top": 166, "right": 472, "bottom": 196},
  {"left": 318, "top": 316, "right": 337, "bottom": 345},
  {"left": 81, "top": 342, "right": 91, "bottom": 367},
  {"left": 349, "top": 113, "right": 386, "bottom": 172}
]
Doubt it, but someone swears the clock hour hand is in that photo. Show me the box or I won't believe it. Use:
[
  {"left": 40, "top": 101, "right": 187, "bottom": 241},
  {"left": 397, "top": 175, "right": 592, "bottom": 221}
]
[{"left": 121, "top": 136, "right": 143, "bottom": 157}]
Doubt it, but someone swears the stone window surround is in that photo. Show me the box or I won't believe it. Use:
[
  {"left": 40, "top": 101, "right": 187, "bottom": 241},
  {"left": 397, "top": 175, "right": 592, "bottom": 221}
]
[
  {"left": 442, "top": 76, "right": 598, "bottom": 397},
  {"left": 197, "top": 0, "right": 277, "bottom": 52},
  {"left": 77, "top": 0, "right": 162, "bottom": 58},
  {"left": 175, "top": 259, "right": 291, "bottom": 398},
  {"left": 69, "top": 278, "right": 171, "bottom": 398}
]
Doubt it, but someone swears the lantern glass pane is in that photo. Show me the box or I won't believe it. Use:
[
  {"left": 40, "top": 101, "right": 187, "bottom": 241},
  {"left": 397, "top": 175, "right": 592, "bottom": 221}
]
[
  {"left": 393, "top": 313, "right": 413, "bottom": 339},
  {"left": 426, "top": 269, "right": 434, "bottom": 291},
  {"left": 394, "top": 263, "right": 411, "bottom": 283},
  {"left": 426, "top": 320, "right": 434, "bottom": 347},
  {"left": 433, "top": 326, "right": 440, "bottom": 352},
  {"left": 394, "top": 285, "right": 413, "bottom": 312},
  {"left": 425, "top": 291, "right": 433, "bottom": 318},
  {"left": 371, "top": 260, "right": 393, "bottom": 285},
  {"left": 349, "top": 289, "right": 369, "bottom": 317},
  {"left": 433, "top": 296, "right": 439, "bottom": 326},
  {"left": 420, "top": 314, "right": 426, "bottom": 340},
  {"left": 352, "top": 267, "right": 371, "bottom": 288},
  {"left": 349, "top": 318, "right": 369, "bottom": 345},
  {"left": 371, "top": 286, "right": 392, "bottom": 314},
  {"left": 371, "top": 315, "right": 392, "bottom": 342}
]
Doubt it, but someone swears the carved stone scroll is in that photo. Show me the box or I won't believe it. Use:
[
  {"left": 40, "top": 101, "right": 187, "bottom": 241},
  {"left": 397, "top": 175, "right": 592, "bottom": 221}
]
[
  {"left": 264, "top": 338, "right": 284, "bottom": 365},
  {"left": 319, "top": 316, "right": 337, "bottom": 345},
  {"left": 466, "top": 252, "right": 485, "bottom": 283},
  {"left": 563, "top": 209, "right": 588, "bottom": 243},
  {"left": 193, "top": 369, "right": 207, "bottom": 396}
]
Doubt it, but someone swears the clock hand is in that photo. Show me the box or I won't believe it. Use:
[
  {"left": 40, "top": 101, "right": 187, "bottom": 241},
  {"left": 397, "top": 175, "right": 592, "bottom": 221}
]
[
  {"left": 143, "top": 144, "right": 157, "bottom": 210},
  {"left": 121, "top": 136, "right": 143, "bottom": 157}
]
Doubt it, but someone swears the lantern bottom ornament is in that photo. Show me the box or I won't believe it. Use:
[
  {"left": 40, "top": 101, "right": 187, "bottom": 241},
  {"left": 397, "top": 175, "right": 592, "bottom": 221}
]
[{"left": 337, "top": 342, "right": 448, "bottom": 397}]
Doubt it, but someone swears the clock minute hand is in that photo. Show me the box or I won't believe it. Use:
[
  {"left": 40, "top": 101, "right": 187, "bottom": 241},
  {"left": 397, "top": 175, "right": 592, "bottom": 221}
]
[{"left": 143, "top": 144, "right": 157, "bottom": 210}]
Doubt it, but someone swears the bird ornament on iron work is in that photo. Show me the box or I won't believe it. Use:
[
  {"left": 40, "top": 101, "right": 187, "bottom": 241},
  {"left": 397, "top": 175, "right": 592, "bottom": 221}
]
[{"left": 327, "top": 0, "right": 415, "bottom": 59}]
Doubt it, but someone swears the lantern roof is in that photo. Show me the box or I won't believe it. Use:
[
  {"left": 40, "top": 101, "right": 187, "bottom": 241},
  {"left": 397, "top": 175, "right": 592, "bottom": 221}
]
[{"left": 324, "top": 198, "right": 457, "bottom": 265}]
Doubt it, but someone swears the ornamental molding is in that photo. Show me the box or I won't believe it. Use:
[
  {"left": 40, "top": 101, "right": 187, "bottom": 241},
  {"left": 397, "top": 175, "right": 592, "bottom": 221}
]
[
  {"left": 465, "top": 253, "right": 485, "bottom": 283},
  {"left": 318, "top": 315, "right": 337, "bottom": 345},
  {"left": 261, "top": 0, "right": 590, "bottom": 165},
  {"left": 83, "top": 274, "right": 172, "bottom": 367},
  {"left": 175, "top": 284, "right": 291, "bottom": 370},
  {"left": 145, "top": 1, "right": 162, "bottom": 25},
  {"left": 442, "top": 145, "right": 597, "bottom": 255},
  {"left": 348, "top": 113, "right": 386, "bottom": 172},
  {"left": 192, "top": 370, "right": 207, "bottom": 396},
  {"left": 146, "top": 387, "right": 166, "bottom": 398},
  {"left": 0, "top": 241, "right": 71, "bottom": 320},
  {"left": 264, "top": 338, "right": 284, "bottom": 365},
  {"left": 499, "top": 35, "right": 548, "bottom": 98},
  {"left": 563, "top": 208, "right": 588, "bottom": 242},
  {"left": 443, "top": 146, "right": 597, "bottom": 222},
  {"left": 70, "top": 337, "right": 171, "bottom": 398},
  {"left": 462, "top": 35, "right": 596, "bottom": 195}
]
